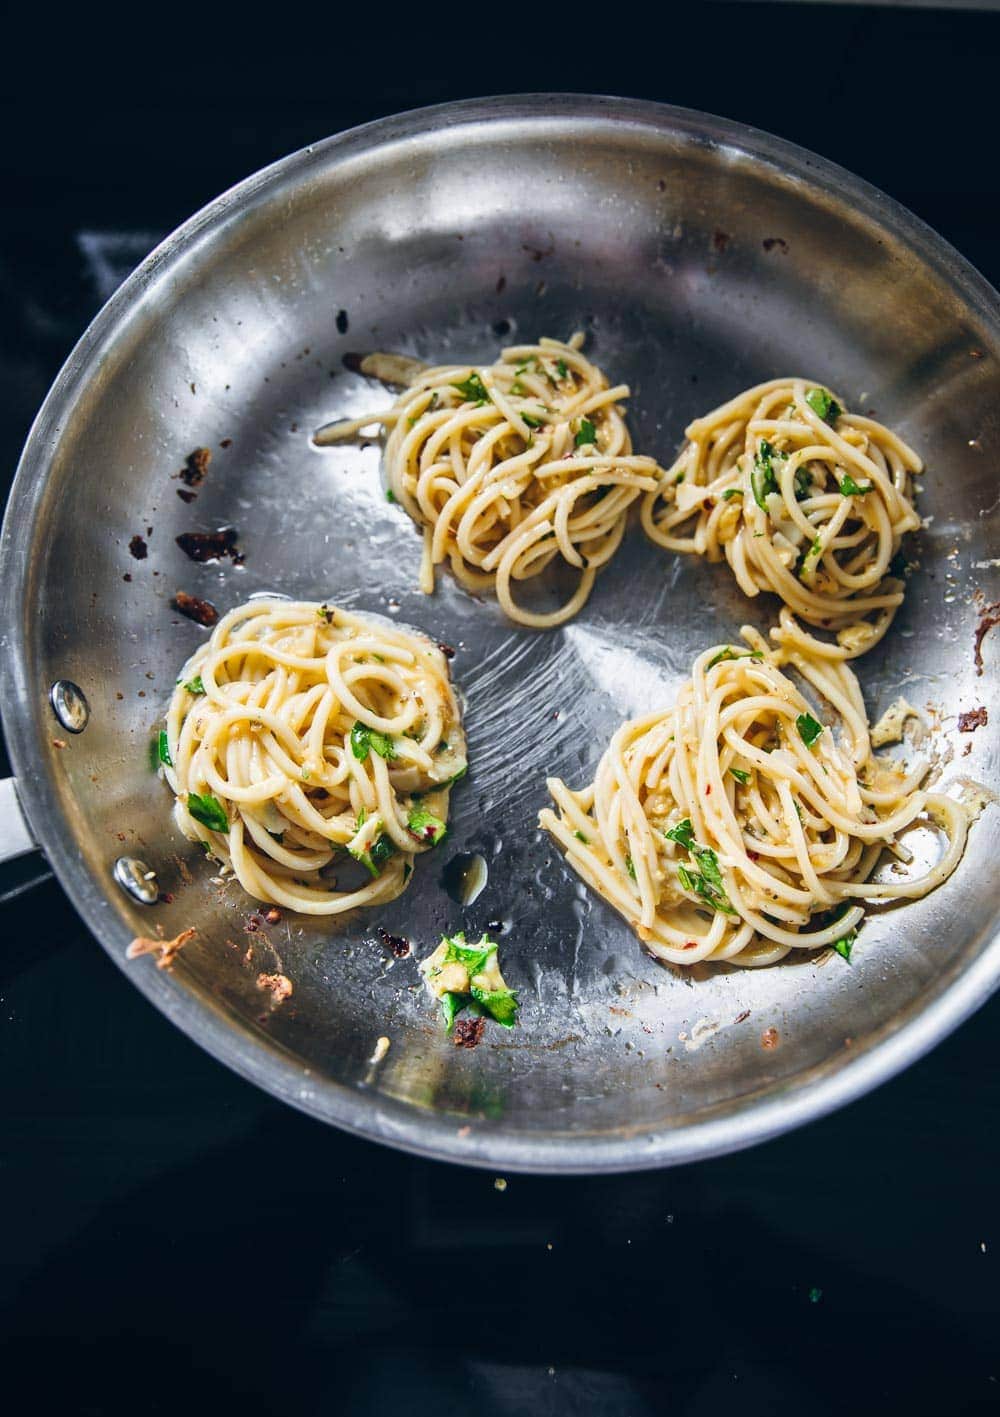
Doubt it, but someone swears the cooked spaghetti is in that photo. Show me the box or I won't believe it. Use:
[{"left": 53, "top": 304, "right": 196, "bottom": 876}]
[
  {"left": 539, "top": 625, "right": 968, "bottom": 967},
  {"left": 315, "top": 335, "right": 661, "bottom": 628},
  {"left": 641, "top": 379, "right": 922, "bottom": 658},
  {"left": 160, "top": 598, "right": 466, "bottom": 914}
]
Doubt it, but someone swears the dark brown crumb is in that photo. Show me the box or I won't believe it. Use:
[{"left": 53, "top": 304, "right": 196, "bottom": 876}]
[
  {"left": 763, "top": 237, "right": 789, "bottom": 254},
  {"left": 244, "top": 915, "right": 261, "bottom": 934},
  {"left": 973, "top": 601, "right": 999, "bottom": 676},
  {"left": 173, "top": 591, "right": 219, "bottom": 626},
  {"left": 158, "top": 892, "right": 174, "bottom": 904},
  {"left": 123, "top": 573, "right": 132, "bottom": 582},
  {"left": 51, "top": 738, "right": 67, "bottom": 749},
  {"left": 734, "top": 1009, "right": 751, "bottom": 1024},
  {"left": 220, "top": 438, "right": 232, "bottom": 449},
  {"left": 437, "top": 641, "right": 456, "bottom": 659},
  {"left": 453, "top": 1016, "right": 485, "bottom": 1048},
  {"left": 336, "top": 309, "right": 349, "bottom": 334},
  {"left": 175, "top": 527, "right": 242, "bottom": 564},
  {"left": 177, "top": 488, "right": 197, "bottom": 504},
  {"left": 377, "top": 926, "right": 410, "bottom": 958},
  {"left": 958, "top": 706, "right": 988, "bottom": 732},
  {"left": 712, "top": 229, "right": 731, "bottom": 252},
  {"left": 496, "top": 274, "right": 506, "bottom": 294},
  {"left": 263, "top": 907, "right": 281, "bottom": 925},
  {"left": 522, "top": 237, "right": 554, "bottom": 263},
  {"left": 179, "top": 447, "right": 211, "bottom": 487},
  {"left": 129, "top": 534, "right": 148, "bottom": 559}
]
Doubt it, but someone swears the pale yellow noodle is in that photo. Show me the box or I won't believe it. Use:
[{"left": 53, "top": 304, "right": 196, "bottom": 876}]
[
  {"left": 641, "top": 379, "right": 922, "bottom": 658},
  {"left": 539, "top": 629, "right": 968, "bottom": 968},
  {"left": 161, "top": 599, "right": 466, "bottom": 914},
  {"left": 318, "top": 334, "right": 661, "bottom": 627}
]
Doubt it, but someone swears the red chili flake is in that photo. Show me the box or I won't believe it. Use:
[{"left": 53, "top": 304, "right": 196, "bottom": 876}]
[
  {"left": 453, "top": 1016, "right": 485, "bottom": 1048},
  {"left": 705, "top": 785, "right": 712, "bottom": 795},
  {"left": 958, "top": 706, "right": 988, "bottom": 733},
  {"left": 747, "top": 850, "right": 760, "bottom": 862},
  {"left": 683, "top": 941, "right": 698, "bottom": 951},
  {"left": 173, "top": 591, "right": 219, "bottom": 627},
  {"left": 128, "top": 534, "right": 148, "bottom": 559},
  {"left": 377, "top": 926, "right": 410, "bottom": 958}
]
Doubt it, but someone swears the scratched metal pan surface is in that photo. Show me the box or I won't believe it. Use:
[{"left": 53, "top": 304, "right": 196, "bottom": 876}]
[{"left": 2, "top": 96, "right": 999, "bottom": 1172}]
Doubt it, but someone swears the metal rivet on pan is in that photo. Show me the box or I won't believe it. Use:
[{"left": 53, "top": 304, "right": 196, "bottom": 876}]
[
  {"left": 49, "top": 680, "right": 90, "bottom": 733},
  {"left": 114, "top": 856, "right": 160, "bottom": 905}
]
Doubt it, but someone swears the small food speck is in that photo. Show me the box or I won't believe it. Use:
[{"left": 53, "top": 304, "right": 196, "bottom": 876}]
[
  {"left": 453, "top": 1015, "right": 485, "bottom": 1048},
  {"left": 178, "top": 447, "right": 211, "bottom": 487},
  {"left": 173, "top": 591, "right": 219, "bottom": 627},
  {"left": 263, "top": 906, "right": 281, "bottom": 925},
  {"left": 973, "top": 600, "right": 999, "bottom": 676},
  {"left": 123, "top": 573, "right": 132, "bottom": 582},
  {"left": 127, "top": 927, "right": 196, "bottom": 970},
  {"left": 370, "top": 1035, "right": 390, "bottom": 1064},
  {"left": 494, "top": 1177, "right": 507, "bottom": 1192},
  {"left": 336, "top": 309, "right": 349, "bottom": 334},
  {"left": 377, "top": 926, "right": 410, "bottom": 958},
  {"left": 175, "top": 527, "right": 242, "bottom": 564},
  {"left": 958, "top": 706, "right": 988, "bottom": 733},
  {"left": 712, "top": 229, "right": 730, "bottom": 252},
  {"left": 808, "top": 1287, "right": 823, "bottom": 1304},
  {"left": 51, "top": 738, "right": 67, "bottom": 749},
  {"left": 256, "top": 972, "right": 293, "bottom": 1002},
  {"left": 763, "top": 236, "right": 789, "bottom": 254},
  {"left": 220, "top": 438, "right": 232, "bottom": 449},
  {"left": 129, "top": 534, "right": 148, "bottom": 560},
  {"left": 761, "top": 1027, "right": 780, "bottom": 1050}
]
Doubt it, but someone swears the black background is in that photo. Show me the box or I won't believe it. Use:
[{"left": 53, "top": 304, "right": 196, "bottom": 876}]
[{"left": 2, "top": 5, "right": 999, "bottom": 1413}]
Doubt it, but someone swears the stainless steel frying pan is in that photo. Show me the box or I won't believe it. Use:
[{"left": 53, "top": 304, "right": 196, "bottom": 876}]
[{"left": 2, "top": 96, "right": 997, "bottom": 1173}]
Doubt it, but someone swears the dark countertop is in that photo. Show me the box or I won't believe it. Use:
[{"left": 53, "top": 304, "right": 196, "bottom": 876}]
[{"left": 2, "top": 7, "right": 998, "bottom": 1413}]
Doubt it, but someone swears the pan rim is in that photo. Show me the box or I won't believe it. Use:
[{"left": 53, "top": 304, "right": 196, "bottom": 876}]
[{"left": 3, "top": 92, "right": 999, "bottom": 1173}]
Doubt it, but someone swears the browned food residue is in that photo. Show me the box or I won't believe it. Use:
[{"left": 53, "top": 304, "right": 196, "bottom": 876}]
[
  {"left": 377, "top": 925, "right": 410, "bottom": 958},
  {"left": 175, "top": 527, "right": 243, "bottom": 564},
  {"left": 734, "top": 1009, "right": 751, "bottom": 1025},
  {"left": 220, "top": 437, "right": 233, "bottom": 449},
  {"left": 763, "top": 237, "right": 789, "bottom": 254},
  {"left": 173, "top": 591, "right": 219, "bottom": 626},
  {"left": 973, "top": 601, "right": 999, "bottom": 676},
  {"left": 262, "top": 906, "right": 281, "bottom": 925},
  {"left": 129, "top": 534, "right": 148, "bottom": 559},
  {"left": 178, "top": 447, "right": 211, "bottom": 488},
  {"left": 256, "top": 972, "right": 293, "bottom": 1002},
  {"left": 127, "top": 927, "right": 196, "bottom": 970},
  {"left": 761, "top": 1026, "right": 780, "bottom": 1050},
  {"left": 958, "top": 706, "right": 989, "bottom": 733},
  {"left": 453, "top": 1016, "right": 485, "bottom": 1048},
  {"left": 437, "top": 641, "right": 456, "bottom": 659},
  {"left": 177, "top": 488, "right": 197, "bottom": 504},
  {"left": 712, "top": 229, "right": 730, "bottom": 252}
]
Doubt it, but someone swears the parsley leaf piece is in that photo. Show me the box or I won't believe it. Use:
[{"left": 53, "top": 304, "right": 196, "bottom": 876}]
[
  {"left": 187, "top": 792, "right": 228, "bottom": 833},
  {"left": 407, "top": 807, "right": 448, "bottom": 846},
  {"left": 707, "top": 647, "right": 764, "bottom": 669},
  {"left": 751, "top": 440, "right": 780, "bottom": 510},
  {"left": 157, "top": 730, "right": 173, "bottom": 769},
  {"left": 665, "top": 818, "right": 696, "bottom": 850},
  {"left": 386, "top": 489, "right": 396, "bottom": 503},
  {"left": 838, "top": 474, "right": 873, "bottom": 496},
  {"left": 833, "top": 930, "right": 857, "bottom": 962},
  {"left": 574, "top": 418, "right": 597, "bottom": 447},
  {"left": 730, "top": 766, "right": 750, "bottom": 784},
  {"left": 626, "top": 855, "right": 637, "bottom": 880},
  {"left": 794, "top": 465, "right": 813, "bottom": 500},
  {"left": 556, "top": 358, "right": 568, "bottom": 379},
  {"left": 452, "top": 372, "right": 490, "bottom": 405},
  {"left": 805, "top": 387, "right": 843, "bottom": 423},
  {"left": 440, "top": 991, "right": 464, "bottom": 1030},
  {"left": 573, "top": 829, "right": 589, "bottom": 843},
  {"left": 796, "top": 712, "right": 823, "bottom": 748},
  {"left": 722, "top": 487, "right": 743, "bottom": 501},
  {"left": 522, "top": 412, "right": 544, "bottom": 429},
  {"left": 472, "top": 985, "right": 519, "bottom": 1027},
  {"left": 184, "top": 674, "right": 205, "bottom": 695},
  {"left": 350, "top": 721, "right": 396, "bottom": 762}
]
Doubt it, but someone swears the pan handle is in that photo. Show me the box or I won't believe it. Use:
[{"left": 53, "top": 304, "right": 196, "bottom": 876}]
[{"left": 0, "top": 777, "right": 55, "bottom": 901}]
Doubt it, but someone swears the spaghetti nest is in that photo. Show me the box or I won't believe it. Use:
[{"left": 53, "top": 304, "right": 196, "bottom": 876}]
[
  {"left": 641, "top": 378, "right": 922, "bottom": 659},
  {"left": 539, "top": 625, "right": 967, "bottom": 968},
  {"left": 162, "top": 598, "right": 467, "bottom": 915},
  {"left": 319, "top": 334, "right": 661, "bottom": 628}
]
